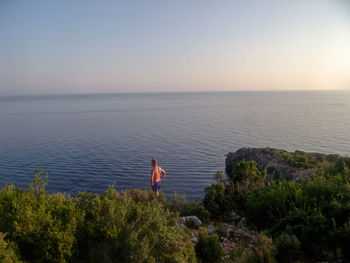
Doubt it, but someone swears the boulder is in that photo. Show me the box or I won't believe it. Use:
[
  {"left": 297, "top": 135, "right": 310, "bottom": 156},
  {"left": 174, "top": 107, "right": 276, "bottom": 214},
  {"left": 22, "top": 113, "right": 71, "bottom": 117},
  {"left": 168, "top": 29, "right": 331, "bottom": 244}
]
[
  {"left": 207, "top": 225, "right": 217, "bottom": 234},
  {"left": 191, "top": 237, "right": 198, "bottom": 244},
  {"left": 177, "top": 223, "right": 185, "bottom": 231},
  {"left": 237, "top": 217, "right": 246, "bottom": 228},
  {"left": 223, "top": 228, "right": 233, "bottom": 237},
  {"left": 229, "top": 211, "right": 242, "bottom": 224},
  {"left": 183, "top": 216, "right": 202, "bottom": 228},
  {"left": 234, "top": 229, "right": 252, "bottom": 238},
  {"left": 178, "top": 216, "right": 202, "bottom": 230},
  {"left": 178, "top": 217, "right": 185, "bottom": 225}
]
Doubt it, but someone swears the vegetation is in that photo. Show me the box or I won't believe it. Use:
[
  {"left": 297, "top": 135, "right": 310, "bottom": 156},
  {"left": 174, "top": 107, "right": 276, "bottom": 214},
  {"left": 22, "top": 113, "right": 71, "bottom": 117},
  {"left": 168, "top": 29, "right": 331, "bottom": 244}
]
[
  {"left": 204, "top": 149, "right": 350, "bottom": 262},
  {"left": 274, "top": 233, "right": 301, "bottom": 262},
  {"left": 0, "top": 233, "right": 21, "bottom": 263},
  {"left": 0, "top": 180, "right": 196, "bottom": 263},
  {"left": 1, "top": 148, "right": 349, "bottom": 262},
  {"left": 195, "top": 228, "right": 223, "bottom": 263},
  {"left": 203, "top": 163, "right": 266, "bottom": 220},
  {"left": 231, "top": 233, "right": 276, "bottom": 263},
  {"left": 166, "top": 193, "right": 211, "bottom": 224},
  {"left": 228, "top": 147, "right": 350, "bottom": 171}
]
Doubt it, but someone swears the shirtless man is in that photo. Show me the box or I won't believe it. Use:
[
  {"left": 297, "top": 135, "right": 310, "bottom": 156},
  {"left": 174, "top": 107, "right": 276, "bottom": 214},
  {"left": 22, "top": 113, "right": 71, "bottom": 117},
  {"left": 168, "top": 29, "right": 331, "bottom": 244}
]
[{"left": 150, "top": 158, "right": 166, "bottom": 197}]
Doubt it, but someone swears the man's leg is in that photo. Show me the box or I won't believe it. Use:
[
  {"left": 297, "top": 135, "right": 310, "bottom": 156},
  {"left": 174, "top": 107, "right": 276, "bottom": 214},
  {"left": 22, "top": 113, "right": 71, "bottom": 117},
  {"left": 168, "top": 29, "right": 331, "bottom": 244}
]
[{"left": 154, "top": 182, "right": 160, "bottom": 198}]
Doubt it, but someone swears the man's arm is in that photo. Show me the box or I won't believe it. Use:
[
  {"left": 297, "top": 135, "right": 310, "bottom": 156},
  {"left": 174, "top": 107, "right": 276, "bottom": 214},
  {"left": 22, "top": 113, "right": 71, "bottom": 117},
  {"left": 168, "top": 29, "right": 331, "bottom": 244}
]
[
  {"left": 160, "top": 168, "right": 166, "bottom": 180},
  {"left": 151, "top": 171, "right": 154, "bottom": 186}
]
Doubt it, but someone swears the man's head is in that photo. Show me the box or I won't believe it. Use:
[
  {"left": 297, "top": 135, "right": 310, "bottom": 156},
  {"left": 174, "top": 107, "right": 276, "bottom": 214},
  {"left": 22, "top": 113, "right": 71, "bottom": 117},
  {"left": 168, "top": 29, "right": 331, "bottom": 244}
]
[{"left": 151, "top": 158, "right": 157, "bottom": 167}]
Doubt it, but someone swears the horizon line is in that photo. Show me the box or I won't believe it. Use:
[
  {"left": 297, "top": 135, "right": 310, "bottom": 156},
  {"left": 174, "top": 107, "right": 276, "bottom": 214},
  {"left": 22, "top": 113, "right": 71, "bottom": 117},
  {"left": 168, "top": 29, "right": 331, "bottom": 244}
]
[{"left": 1, "top": 88, "right": 349, "bottom": 98}]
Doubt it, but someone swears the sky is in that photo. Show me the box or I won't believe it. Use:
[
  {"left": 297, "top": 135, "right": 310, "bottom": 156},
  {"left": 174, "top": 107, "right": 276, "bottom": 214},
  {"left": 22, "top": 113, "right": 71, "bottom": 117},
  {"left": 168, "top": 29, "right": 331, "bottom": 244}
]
[{"left": 0, "top": 0, "right": 350, "bottom": 95}]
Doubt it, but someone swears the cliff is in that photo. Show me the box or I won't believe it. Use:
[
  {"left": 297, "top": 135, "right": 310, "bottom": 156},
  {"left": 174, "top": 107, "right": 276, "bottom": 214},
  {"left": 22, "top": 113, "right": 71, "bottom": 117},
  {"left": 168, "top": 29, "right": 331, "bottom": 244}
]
[{"left": 225, "top": 147, "right": 348, "bottom": 182}]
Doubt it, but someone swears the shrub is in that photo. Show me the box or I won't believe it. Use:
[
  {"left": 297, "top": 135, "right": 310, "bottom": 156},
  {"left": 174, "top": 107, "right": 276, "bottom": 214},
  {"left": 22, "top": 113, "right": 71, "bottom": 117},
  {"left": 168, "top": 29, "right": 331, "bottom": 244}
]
[
  {"left": 335, "top": 223, "right": 350, "bottom": 260},
  {"left": 124, "top": 188, "right": 154, "bottom": 202},
  {"left": 29, "top": 169, "right": 48, "bottom": 193},
  {"left": 233, "top": 233, "right": 276, "bottom": 263},
  {"left": 203, "top": 182, "right": 233, "bottom": 217},
  {"left": 232, "top": 161, "right": 265, "bottom": 183},
  {"left": 185, "top": 220, "right": 198, "bottom": 229},
  {"left": 213, "top": 171, "right": 228, "bottom": 184},
  {"left": 230, "top": 162, "right": 266, "bottom": 213},
  {"left": 0, "top": 180, "right": 197, "bottom": 263},
  {"left": 0, "top": 186, "right": 79, "bottom": 263},
  {"left": 204, "top": 164, "right": 266, "bottom": 218},
  {"left": 180, "top": 203, "right": 210, "bottom": 224},
  {"left": 166, "top": 193, "right": 210, "bottom": 224},
  {"left": 0, "top": 233, "right": 21, "bottom": 263},
  {"left": 74, "top": 188, "right": 196, "bottom": 263},
  {"left": 274, "top": 232, "right": 301, "bottom": 262},
  {"left": 245, "top": 181, "right": 298, "bottom": 230},
  {"left": 124, "top": 188, "right": 167, "bottom": 203},
  {"left": 248, "top": 233, "right": 276, "bottom": 263},
  {"left": 244, "top": 173, "right": 350, "bottom": 261},
  {"left": 195, "top": 228, "right": 223, "bottom": 263}
]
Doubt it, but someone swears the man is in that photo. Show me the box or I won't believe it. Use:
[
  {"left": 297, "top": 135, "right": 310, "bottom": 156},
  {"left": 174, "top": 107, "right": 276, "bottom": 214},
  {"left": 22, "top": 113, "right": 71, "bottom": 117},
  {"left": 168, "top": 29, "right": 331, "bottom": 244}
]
[{"left": 150, "top": 158, "right": 166, "bottom": 197}]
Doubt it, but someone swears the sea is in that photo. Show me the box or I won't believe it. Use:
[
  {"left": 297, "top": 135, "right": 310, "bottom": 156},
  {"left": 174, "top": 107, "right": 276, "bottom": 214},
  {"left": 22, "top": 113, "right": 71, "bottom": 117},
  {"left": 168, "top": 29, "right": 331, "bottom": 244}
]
[{"left": 0, "top": 91, "right": 349, "bottom": 201}]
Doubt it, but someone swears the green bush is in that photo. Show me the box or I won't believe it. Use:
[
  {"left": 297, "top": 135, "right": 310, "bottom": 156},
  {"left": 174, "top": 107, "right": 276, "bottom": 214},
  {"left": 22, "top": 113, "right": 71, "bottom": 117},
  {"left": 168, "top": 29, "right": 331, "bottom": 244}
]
[
  {"left": 274, "top": 232, "right": 301, "bottom": 262},
  {"left": 74, "top": 188, "right": 196, "bottom": 263},
  {"left": 203, "top": 182, "right": 233, "bottom": 217},
  {"left": 0, "top": 182, "right": 197, "bottom": 262},
  {"left": 213, "top": 171, "right": 228, "bottom": 184},
  {"left": 1, "top": 148, "right": 350, "bottom": 262},
  {"left": 232, "top": 161, "right": 266, "bottom": 184},
  {"left": 180, "top": 203, "right": 210, "bottom": 224},
  {"left": 231, "top": 233, "right": 276, "bottom": 263},
  {"left": 246, "top": 233, "right": 276, "bottom": 263},
  {"left": 124, "top": 188, "right": 167, "bottom": 203},
  {"left": 213, "top": 149, "right": 350, "bottom": 261},
  {"left": 203, "top": 162, "right": 266, "bottom": 218},
  {"left": 166, "top": 193, "right": 210, "bottom": 224},
  {"left": 29, "top": 169, "right": 48, "bottom": 193},
  {"left": 195, "top": 228, "right": 223, "bottom": 263},
  {"left": 185, "top": 220, "right": 198, "bottom": 229},
  {"left": 335, "top": 223, "right": 350, "bottom": 260},
  {"left": 0, "top": 233, "right": 21, "bottom": 263},
  {"left": 231, "top": 161, "right": 266, "bottom": 212},
  {"left": 0, "top": 185, "right": 79, "bottom": 262},
  {"left": 243, "top": 173, "right": 350, "bottom": 261}
]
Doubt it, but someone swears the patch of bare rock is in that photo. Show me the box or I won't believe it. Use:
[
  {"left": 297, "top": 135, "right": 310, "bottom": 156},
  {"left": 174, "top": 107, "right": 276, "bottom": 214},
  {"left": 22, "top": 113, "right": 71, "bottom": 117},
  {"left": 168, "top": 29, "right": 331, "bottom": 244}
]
[{"left": 178, "top": 212, "right": 257, "bottom": 262}]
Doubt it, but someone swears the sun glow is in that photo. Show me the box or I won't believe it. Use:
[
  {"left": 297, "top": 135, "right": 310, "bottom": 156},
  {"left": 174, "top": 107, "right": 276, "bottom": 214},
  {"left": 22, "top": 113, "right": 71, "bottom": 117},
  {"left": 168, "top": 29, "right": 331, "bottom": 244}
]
[{"left": 0, "top": 0, "right": 350, "bottom": 94}]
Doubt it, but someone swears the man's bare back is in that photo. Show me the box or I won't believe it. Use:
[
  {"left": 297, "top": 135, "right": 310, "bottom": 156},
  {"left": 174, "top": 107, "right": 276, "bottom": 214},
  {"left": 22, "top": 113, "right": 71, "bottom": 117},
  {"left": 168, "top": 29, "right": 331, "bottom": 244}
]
[{"left": 151, "top": 158, "right": 166, "bottom": 197}]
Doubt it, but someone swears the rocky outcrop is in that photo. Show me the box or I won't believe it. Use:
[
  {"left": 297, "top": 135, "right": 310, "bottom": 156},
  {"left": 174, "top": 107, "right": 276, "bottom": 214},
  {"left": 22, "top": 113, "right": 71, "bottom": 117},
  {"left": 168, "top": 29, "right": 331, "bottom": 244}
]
[
  {"left": 179, "top": 214, "right": 257, "bottom": 260},
  {"left": 207, "top": 225, "right": 217, "bottom": 234},
  {"left": 225, "top": 148, "right": 314, "bottom": 182},
  {"left": 178, "top": 216, "right": 202, "bottom": 230}
]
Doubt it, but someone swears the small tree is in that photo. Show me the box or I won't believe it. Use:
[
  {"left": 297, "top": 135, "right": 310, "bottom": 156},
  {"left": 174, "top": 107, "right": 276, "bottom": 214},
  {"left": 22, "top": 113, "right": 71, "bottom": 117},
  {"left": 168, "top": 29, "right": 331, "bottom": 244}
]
[
  {"left": 0, "top": 233, "right": 21, "bottom": 263},
  {"left": 233, "top": 161, "right": 266, "bottom": 198},
  {"left": 195, "top": 228, "right": 223, "bottom": 263},
  {"left": 30, "top": 169, "right": 48, "bottom": 193},
  {"left": 214, "top": 171, "right": 228, "bottom": 184}
]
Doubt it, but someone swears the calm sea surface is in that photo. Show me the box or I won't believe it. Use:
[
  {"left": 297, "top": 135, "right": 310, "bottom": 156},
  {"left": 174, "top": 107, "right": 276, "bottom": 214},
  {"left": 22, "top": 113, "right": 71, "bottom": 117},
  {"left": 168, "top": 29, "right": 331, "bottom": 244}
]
[{"left": 0, "top": 91, "right": 349, "bottom": 200}]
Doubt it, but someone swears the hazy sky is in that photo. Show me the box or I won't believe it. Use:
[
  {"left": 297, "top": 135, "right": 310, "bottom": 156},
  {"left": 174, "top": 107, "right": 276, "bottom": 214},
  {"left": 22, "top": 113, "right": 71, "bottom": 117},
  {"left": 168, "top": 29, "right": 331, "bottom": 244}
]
[{"left": 1, "top": 0, "right": 350, "bottom": 95}]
